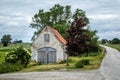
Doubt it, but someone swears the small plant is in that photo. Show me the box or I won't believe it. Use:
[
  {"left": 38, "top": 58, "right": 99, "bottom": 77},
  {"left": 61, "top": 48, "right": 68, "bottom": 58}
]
[
  {"left": 74, "top": 59, "right": 90, "bottom": 68},
  {"left": 59, "top": 60, "right": 67, "bottom": 64},
  {"left": 81, "top": 59, "right": 90, "bottom": 65},
  {"left": 74, "top": 61, "right": 84, "bottom": 68}
]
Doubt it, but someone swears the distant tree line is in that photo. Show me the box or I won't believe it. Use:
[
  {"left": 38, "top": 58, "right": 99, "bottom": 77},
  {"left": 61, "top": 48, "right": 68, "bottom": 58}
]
[
  {"left": 12, "top": 40, "right": 23, "bottom": 44},
  {"left": 0, "top": 34, "right": 23, "bottom": 47},
  {"left": 101, "top": 38, "right": 120, "bottom": 44}
]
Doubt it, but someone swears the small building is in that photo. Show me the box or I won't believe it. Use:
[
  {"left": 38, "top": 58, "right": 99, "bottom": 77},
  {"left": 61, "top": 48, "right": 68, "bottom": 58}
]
[{"left": 31, "top": 26, "right": 67, "bottom": 63}]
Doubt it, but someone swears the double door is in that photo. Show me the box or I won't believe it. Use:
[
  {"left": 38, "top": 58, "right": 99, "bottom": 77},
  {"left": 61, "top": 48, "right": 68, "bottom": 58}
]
[{"left": 38, "top": 47, "right": 56, "bottom": 63}]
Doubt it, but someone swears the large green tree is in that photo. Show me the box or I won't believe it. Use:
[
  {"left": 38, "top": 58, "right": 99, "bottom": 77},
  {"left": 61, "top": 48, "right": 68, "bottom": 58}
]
[
  {"left": 1, "top": 34, "right": 12, "bottom": 47},
  {"left": 30, "top": 4, "right": 99, "bottom": 65},
  {"left": 30, "top": 4, "right": 71, "bottom": 40},
  {"left": 66, "top": 9, "right": 99, "bottom": 56}
]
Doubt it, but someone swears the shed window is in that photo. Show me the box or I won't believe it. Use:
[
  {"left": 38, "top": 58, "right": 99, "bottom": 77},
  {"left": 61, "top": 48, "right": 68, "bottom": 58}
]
[{"left": 44, "top": 34, "right": 50, "bottom": 42}]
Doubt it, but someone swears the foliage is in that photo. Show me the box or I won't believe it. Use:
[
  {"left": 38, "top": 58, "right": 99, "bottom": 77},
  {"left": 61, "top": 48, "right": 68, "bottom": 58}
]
[
  {"left": 30, "top": 4, "right": 71, "bottom": 40},
  {"left": 1, "top": 34, "right": 12, "bottom": 47},
  {"left": 74, "top": 59, "right": 90, "bottom": 68},
  {"left": 74, "top": 60, "right": 84, "bottom": 68},
  {"left": 0, "top": 63, "right": 23, "bottom": 74},
  {"left": 5, "top": 46, "right": 31, "bottom": 67},
  {"left": 0, "top": 52, "right": 5, "bottom": 64},
  {"left": 86, "top": 28, "right": 99, "bottom": 52},
  {"left": 30, "top": 4, "right": 96, "bottom": 41},
  {"left": 101, "top": 38, "right": 120, "bottom": 44},
  {"left": 13, "top": 40, "right": 23, "bottom": 44},
  {"left": 81, "top": 59, "right": 90, "bottom": 65},
  {"left": 66, "top": 14, "right": 99, "bottom": 56},
  {"left": 0, "top": 43, "right": 30, "bottom": 63},
  {"left": 111, "top": 38, "right": 120, "bottom": 44},
  {"left": 101, "top": 39, "right": 108, "bottom": 44}
]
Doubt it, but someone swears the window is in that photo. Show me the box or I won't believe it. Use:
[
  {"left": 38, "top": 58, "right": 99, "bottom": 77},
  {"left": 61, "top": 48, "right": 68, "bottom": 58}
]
[{"left": 44, "top": 34, "right": 50, "bottom": 42}]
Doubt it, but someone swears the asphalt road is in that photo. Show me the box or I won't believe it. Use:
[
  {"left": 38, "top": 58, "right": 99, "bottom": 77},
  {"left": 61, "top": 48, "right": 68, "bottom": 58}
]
[
  {"left": 0, "top": 46, "right": 120, "bottom": 80},
  {"left": 0, "top": 70, "right": 104, "bottom": 80},
  {"left": 101, "top": 46, "right": 120, "bottom": 80}
]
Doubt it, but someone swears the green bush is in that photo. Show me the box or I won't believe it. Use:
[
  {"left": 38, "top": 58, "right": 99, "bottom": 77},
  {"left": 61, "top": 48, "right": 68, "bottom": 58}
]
[
  {"left": 5, "top": 46, "right": 31, "bottom": 67},
  {"left": 74, "top": 61, "right": 84, "bottom": 68},
  {"left": 81, "top": 59, "right": 90, "bottom": 65},
  {"left": 0, "top": 63, "right": 23, "bottom": 74},
  {"left": 74, "top": 59, "right": 90, "bottom": 68}
]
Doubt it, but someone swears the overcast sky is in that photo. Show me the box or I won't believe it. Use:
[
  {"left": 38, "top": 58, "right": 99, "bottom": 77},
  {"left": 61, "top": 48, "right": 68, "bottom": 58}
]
[{"left": 0, "top": 0, "right": 120, "bottom": 42}]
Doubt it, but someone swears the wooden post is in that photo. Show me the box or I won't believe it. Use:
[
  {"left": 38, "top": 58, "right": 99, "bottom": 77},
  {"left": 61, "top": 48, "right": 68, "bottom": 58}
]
[{"left": 66, "top": 54, "right": 69, "bottom": 66}]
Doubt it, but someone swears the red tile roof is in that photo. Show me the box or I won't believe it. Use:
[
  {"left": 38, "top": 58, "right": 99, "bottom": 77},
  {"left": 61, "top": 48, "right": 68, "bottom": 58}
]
[{"left": 48, "top": 26, "right": 67, "bottom": 45}]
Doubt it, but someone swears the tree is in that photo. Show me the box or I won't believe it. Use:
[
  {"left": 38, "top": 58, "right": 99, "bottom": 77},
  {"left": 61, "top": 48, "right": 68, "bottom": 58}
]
[
  {"left": 30, "top": 4, "right": 71, "bottom": 40},
  {"left": 112, "top": 38, "right": 120, "bottom": 44},
  {"left": 66, "top": 10, "right": 99, "bottom": 56},
  {"left": 101, "top": 39, "right": 108, "bottom": 44},
  {"left": 13, "top": 40, "right": 23, "bottom": 44},
  {"left": 1, "top": 34, "right": 12, "bottom": 47}
]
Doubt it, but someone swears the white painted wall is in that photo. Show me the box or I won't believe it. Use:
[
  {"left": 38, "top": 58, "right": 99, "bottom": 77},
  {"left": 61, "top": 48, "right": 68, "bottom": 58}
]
[{"left": 31, "top": 27, "right": 67, "bottom": 63}]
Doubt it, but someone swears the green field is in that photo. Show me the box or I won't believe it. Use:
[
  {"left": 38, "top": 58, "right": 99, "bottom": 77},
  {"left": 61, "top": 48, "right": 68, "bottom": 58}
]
[
  {"left": 0, "top": 43, "right": 31, "bottom": 63},
  {"left": 105, "top": 44, "right": 120, "bottom": 51}
]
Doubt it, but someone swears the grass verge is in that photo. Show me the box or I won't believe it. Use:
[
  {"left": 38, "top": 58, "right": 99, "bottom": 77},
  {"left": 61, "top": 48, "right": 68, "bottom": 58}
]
[{"left": 104, "top": 44, "right": 120, "bottom": 51}]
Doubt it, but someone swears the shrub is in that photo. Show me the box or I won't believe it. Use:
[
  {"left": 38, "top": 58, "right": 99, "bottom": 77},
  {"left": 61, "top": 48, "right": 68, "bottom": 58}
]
[
  {"left": 5, "top": 46, "right": 31, "bottom": 67},
  {"left": 74, "top": 61, "right": 84, "bottom": 68},
  {"left": 81, "top": 59, "right": 90, "bottom": 65},
  {"left": 0, "top": 63, "right": 23, "bottom": 74},
  {"left": 74, "top": 59, "right": 90, "bottom": 68}
]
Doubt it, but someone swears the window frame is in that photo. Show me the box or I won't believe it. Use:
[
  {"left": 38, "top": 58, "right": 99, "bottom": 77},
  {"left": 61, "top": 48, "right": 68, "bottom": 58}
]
[{"left": 44, "top": 34, "right": 50, "bottom": 42}]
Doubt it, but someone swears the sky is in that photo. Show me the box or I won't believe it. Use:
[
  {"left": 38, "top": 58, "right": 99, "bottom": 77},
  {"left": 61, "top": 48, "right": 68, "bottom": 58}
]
[{"left": 0, "top": 0, "right": 120, "bottom": 42}]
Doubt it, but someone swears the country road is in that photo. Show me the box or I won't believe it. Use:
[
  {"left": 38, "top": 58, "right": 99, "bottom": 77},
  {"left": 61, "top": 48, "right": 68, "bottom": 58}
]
[
  {"left": 0, "top": 46, "right": 120, "bottom": 80},
  {"left": 101, "top": 46, "right": 120, "bottom": 80}
]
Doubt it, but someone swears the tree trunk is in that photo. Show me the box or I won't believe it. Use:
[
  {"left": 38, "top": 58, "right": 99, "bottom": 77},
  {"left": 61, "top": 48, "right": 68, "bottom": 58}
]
[
  {"left": 66, "top": 54, "right": 69, "bottom": 66},
  {"left": 3, "top": 42, "right": 8, "bottom": 47}
]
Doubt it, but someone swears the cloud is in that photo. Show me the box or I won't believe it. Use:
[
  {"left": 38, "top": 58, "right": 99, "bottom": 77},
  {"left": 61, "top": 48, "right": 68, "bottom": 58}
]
[
  {"left": 0, "top": 0, "right": 120, "bottom": 42},
  {"left": 97, "top": 31, "right": 120, "bottom": 40},
  {"left": 88, "top": 14, "right": 120, "bottom": 20}
]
